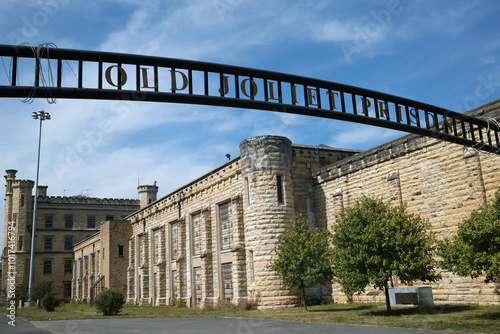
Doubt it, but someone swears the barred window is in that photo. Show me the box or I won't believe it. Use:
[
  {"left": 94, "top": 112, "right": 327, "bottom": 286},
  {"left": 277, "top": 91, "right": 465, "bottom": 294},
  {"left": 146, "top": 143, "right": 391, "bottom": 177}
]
[
  {"left": 222, "top": 263, "right": 233, "bottom": 301},
  {"left": 45, "top": 215, "right": 53, "bottom": 228},
  {"left": 171, "top": 222, "right": 178, "bottom": 260},
  {"left": 64, "top": 236, "right": 74, "bottom": 250},
  {"left": 219, "top": 202, "right": 233, "bottom": 251},
  {"left": 87, "top": 215, "right": 96, "bottom": 229},
  {"left": 192, "top": 213, "right": 202, "bottom": 256},
  {"left": 43, "top": 260, "right": 52, "bottom": 275},
  {"left": 153, "top": 229, "right": 160, "bottom": 262},
  {"left": 172, "top": 270, "right": 178, "bottom": 299},
  {"left": 138, "top": 234, "right": 144, "bottom": 264},
  {"left": 63, "top": 281, "right": 72, "bottom": 300},
  {"left": 65, "top": 215, "right": 74, "bottom": 229},
  {"left": 64, "top": 259, "right": 73, "bottom": 274},
  {"left": 44, "top": 236, "right": 53, "bottom": 251},
  {"left": 18, "top": 235, "right": 23, "bottom": 251},
  {"left": 194, "top": 267, "right": 202, "bottom": 305}
]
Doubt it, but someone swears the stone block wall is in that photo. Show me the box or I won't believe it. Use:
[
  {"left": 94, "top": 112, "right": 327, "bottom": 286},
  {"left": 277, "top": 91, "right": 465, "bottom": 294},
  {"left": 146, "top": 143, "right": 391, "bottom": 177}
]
[
  {"left": 126, "top": 136, "right": 356, "bottom": 308},
  {"left": 313, "top": 100, "right": 500, "bottom": 305}
]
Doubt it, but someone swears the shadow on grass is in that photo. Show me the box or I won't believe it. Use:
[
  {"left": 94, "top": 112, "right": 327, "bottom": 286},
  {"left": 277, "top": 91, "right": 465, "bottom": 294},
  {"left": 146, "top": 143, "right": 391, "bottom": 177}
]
[
  {"left": 309, "top": 304, "right": 373, "bottom": 313},
  {"left": 365, "top": 305, "right": 473, "bottom": 317},
  {"left": 476, "top": 312, "right": 500, "bottom": 321}
]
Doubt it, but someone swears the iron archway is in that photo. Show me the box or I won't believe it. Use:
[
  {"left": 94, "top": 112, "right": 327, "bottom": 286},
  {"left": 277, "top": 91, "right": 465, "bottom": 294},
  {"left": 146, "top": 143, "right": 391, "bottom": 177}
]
[{"left": 0, "top": 44, "right": 499, "bottom": 154}]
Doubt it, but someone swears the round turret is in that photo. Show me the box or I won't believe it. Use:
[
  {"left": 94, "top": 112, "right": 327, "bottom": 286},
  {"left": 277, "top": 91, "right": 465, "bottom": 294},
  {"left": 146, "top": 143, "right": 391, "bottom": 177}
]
[
  {"left": 239, "top": 135, "right": 299, "bottom": 308},
  {"left": 137, "top": 182, "right": 159, "bottom": 209}
]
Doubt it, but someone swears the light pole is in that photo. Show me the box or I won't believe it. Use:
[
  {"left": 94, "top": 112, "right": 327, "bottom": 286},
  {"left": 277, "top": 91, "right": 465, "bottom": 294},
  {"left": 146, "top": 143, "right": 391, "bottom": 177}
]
[{"left": 27, "top": 110, "right": 51, "bottom": 304}]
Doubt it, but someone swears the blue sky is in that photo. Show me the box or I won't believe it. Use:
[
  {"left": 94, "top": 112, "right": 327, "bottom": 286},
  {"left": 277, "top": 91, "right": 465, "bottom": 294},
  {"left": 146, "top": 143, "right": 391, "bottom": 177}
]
[{"left": 1, "top": 0, "right": 500, "bottom": 243}]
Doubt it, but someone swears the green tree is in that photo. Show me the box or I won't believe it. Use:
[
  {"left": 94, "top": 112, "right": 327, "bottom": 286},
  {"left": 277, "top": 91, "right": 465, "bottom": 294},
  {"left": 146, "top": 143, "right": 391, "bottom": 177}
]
[
  {"left": 332, "top": 197, "right": 440, "bottom": 315},
  {"left": 271, "top": 215, "right": 334, "bottom": 311},
  {"left": 438, "top": 190, "right": 500, "bottom": 282}
]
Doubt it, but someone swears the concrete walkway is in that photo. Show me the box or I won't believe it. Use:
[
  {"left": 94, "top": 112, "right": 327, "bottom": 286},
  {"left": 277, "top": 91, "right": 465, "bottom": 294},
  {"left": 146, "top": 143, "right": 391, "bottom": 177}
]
[{"left": 1, "top": 314, "right": 482, "bottom": 334}]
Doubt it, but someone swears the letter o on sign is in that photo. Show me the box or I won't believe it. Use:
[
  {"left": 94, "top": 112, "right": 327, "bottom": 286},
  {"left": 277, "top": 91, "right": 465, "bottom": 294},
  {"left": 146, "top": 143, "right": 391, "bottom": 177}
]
[{"left": 105, "top": 65, "right": 128, "bottom": 88}]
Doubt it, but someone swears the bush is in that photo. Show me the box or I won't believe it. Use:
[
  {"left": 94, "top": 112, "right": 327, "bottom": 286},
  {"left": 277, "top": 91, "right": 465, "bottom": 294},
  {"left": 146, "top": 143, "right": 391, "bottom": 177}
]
[
  {"left": 94, "top": 289, "right": 125, "bottom": 315},
  {"left": 41, "top": 293, "right": 60, "bottom": 312},
  {"left": 239, "top": 299, "right": 258, "bottom": 310}
]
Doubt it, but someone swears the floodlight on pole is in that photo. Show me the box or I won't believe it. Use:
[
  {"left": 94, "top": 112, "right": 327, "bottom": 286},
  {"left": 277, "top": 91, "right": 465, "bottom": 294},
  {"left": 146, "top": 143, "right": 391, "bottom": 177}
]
[{"left": 27, "top": 110, "right": 50, "bottom": 303}]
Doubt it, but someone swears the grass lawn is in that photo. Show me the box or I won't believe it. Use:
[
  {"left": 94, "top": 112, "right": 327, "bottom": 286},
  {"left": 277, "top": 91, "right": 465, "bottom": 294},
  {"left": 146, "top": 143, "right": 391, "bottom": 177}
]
[{"left": 3, "top": 302, "right": 499, "bottom": 333}]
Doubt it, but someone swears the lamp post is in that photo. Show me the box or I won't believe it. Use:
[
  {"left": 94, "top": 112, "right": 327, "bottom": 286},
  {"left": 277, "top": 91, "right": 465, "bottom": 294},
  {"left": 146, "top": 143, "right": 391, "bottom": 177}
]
[{"left": 27, "top": 110, "right": 51, "bottom": 304}]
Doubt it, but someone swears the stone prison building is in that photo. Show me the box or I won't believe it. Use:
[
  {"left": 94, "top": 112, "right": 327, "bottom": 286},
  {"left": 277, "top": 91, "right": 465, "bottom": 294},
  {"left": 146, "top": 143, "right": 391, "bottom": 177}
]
[{"left": 3, "top": 99, "right": 500, "bottom": 307}]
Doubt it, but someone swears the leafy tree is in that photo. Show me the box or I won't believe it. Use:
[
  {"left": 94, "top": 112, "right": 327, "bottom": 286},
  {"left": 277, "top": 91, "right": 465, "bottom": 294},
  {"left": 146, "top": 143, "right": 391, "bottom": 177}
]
[
  {"left": 331, "top": 197, "right": 440, "bottom": 315},
  {"left": 438, "top": 190, "right": 500, "bottom": 282},
  {"left": 271, "top": 215, "right": 334, "bottom": 311},
  {"left": 94, "top": 288, "right": 125, "bottom": 315}
]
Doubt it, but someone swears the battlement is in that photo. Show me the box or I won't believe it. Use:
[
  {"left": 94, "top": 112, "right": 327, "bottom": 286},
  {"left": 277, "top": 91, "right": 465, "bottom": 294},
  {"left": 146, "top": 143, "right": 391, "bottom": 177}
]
[
  {"left": 38, "top": 195, "right": 139, "bottom": 206},
  {"left": 12, "top": 179, "right": 35, "bottom": 188}
]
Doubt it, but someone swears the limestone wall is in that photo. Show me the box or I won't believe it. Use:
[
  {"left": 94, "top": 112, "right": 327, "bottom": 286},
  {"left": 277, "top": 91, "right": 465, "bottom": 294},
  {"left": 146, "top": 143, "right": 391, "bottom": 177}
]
[
  {"left": 126, "top": 136, "right": 357, "bottom": 308},
  {"left": 128, "top": 158, "right": 244, "bottom": 307},
  {"left": 313, "top": 100, "right": 500, "bottom": 305}
]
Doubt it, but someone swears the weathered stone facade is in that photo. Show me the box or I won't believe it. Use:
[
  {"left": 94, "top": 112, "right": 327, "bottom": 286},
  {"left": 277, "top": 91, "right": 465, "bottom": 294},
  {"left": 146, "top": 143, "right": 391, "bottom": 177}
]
[
  {"left": 3, "top": 100, "right": 500, "bottom": 308},
  {"left": 1, "top": 170, "right": 139, "bottom": 301},
  {"left": 314, "top": 100, "right": 500, "bottom": 306},
  {"left": 127, "top": 100, "right": 500, "bottom": 308},
  {"left": 72, "top": 220, "right": 132, "bottom": 303},
  {"left": 127, "top": 138, "right": 358, "bottom": 307}
]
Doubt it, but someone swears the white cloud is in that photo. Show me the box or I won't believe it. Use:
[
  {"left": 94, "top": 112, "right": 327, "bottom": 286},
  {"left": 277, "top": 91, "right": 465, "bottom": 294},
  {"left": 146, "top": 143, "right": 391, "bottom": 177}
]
[{"left": 329, "top": 125, "right": 403, "bottom": 150}]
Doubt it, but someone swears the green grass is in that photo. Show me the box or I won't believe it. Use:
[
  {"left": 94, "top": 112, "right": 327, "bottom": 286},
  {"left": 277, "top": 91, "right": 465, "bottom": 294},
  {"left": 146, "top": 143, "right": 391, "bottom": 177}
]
[{"left": 3, "top": 302, "right": 499, "bottom": 333}]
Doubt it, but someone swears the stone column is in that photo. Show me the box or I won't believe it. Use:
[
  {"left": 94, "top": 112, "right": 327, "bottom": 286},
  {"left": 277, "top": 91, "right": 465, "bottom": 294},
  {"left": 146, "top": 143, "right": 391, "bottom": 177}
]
[{"left": 240, "top": 135, "right": 299, "bottom": 308}]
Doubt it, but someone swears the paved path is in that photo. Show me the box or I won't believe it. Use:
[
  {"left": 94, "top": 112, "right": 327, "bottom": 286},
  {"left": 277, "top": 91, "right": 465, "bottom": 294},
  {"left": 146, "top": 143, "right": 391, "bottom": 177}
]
[{"left": 1, "top": 314, "right": 482, "bottom": 334}]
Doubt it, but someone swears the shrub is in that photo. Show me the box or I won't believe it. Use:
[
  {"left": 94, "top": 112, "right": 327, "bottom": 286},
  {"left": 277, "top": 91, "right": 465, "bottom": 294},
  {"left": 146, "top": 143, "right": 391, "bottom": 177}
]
[
  {"left": 41, "top": 293, "right": 60, "bottom": 312},
  {"left": 239, "top": 299, "right": 258, "bottom": 310},
  {"left": 94, "top": 288, "right": 125, "bottom": 315}
]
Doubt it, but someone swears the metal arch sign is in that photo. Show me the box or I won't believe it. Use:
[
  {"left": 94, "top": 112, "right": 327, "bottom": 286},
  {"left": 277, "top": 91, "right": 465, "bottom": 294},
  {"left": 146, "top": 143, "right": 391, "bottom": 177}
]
[{"left": 1, "top": 44, "right": 499, "bottom": 154}]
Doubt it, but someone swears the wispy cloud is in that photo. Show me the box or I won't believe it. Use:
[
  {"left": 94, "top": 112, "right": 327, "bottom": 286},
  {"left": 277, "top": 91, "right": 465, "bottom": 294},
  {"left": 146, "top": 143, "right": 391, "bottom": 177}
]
[{"left": 329, "top": 125, "right": 404, "bottom": 150}]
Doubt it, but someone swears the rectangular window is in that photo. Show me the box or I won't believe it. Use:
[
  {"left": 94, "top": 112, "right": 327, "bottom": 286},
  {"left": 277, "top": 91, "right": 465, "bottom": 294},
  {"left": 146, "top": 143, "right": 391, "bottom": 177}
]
[
  {"left": 119, "top": 245, "right": 124, "bottom": 257},
  {"left": 221, "top": 263, "right": 233, "bottom": 301},
  {"left": 153, "top": 229, "right": 160, "bottom": 262},
  {"left": 277, "top": 175, "right": 284, "bottom": 204},
  {"left": 63, "top": 281, "right": 72, "bottom": 300},
  {"left": 64, "top": 236, "right": 74, "bottom": 250},
  {"left": 17, "top": 236, "right": 23, "bottom": 251},
  {"left": 219, "top": 202, "right": 233, "bottom": 251},
  {"left": 171, "top": 222, "right": 178, "bottom": 260},
  {"left": 138, "top": 234, "right": 144, "bottom": 264},
  {"left": 43, "top": 259, "right": 52, "bottom": 275},
  {"left": 13, "top": 213, "right": 17, "bottom": 224},
  {"left": 97, "top": 250, "right": 100, "bottom": 273},
  {"left": 44, "top": 236, "right": 53, "bottom": 251},
  {"left": 106, "top": 215, "right": 114, "bottom": 221},
  {"left": 64, "top": 259, "right": 73, "bottom": 274},
  {"left": 245, "top": 177, "right": 251, "bottom": 206},
  {"left": 172, "top": 270, "right": 177, "bottom": 299},
  {"left": 45, "top": 215, "right": 53, "bottom": 228},
  {"left": 192, "top": 213, "right": 202, "bottom": 256},
  {"left": 21, "top": 194, "right": 25, "bottom": 207},
  {"left": 65, "top": 215, "right": 74, "bottom": 229},
  {"left": 194, "top": 267, "right": 202, "bottom": 305},
  {"left": 87, "top": 215, "right": 96, "bottom": 229}
]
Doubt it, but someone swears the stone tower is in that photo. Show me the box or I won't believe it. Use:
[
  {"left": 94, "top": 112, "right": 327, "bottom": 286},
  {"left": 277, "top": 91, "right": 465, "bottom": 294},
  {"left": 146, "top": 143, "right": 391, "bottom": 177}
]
[
  {"left": 1, "top": 170, "right": 34, "bottom": 291},
  {"left": 239, "top": 135, "right": 299, "bottom": 308},
  {"left": 137, "top": 182, "right": 159, "bottom": 209}
]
